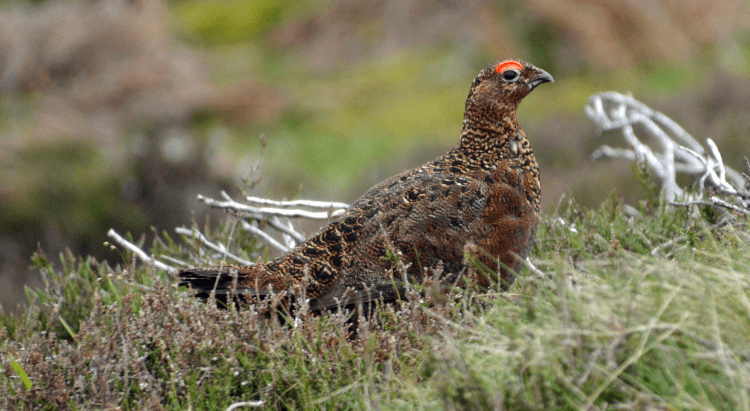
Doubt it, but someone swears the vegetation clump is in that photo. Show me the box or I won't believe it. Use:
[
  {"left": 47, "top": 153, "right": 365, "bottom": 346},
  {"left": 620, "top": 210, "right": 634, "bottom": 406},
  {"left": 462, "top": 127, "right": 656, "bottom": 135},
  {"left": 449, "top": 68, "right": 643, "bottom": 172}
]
[{"left": 1, "top": 192, "right": 748, "bottom": 410}]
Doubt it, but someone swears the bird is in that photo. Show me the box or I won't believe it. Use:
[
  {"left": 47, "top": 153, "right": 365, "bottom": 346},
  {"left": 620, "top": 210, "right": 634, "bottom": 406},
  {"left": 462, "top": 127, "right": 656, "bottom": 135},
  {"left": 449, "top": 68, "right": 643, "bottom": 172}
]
[{"left": 179, "top": 59, "right": 553, "bottom": 311}]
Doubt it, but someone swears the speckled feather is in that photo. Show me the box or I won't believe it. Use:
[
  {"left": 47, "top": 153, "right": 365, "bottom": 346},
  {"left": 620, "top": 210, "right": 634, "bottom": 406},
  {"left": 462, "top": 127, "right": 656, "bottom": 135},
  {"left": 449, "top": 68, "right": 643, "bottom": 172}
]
[{"left": 179, "top": 59, "right": 553, "bottom": 310}]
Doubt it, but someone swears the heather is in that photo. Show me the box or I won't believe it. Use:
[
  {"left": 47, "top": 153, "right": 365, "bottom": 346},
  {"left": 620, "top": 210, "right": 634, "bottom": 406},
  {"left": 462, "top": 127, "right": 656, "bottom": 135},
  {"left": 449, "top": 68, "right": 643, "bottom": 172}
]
[{"left": 1, "top": 193, "right": 748, "bottom": 409}]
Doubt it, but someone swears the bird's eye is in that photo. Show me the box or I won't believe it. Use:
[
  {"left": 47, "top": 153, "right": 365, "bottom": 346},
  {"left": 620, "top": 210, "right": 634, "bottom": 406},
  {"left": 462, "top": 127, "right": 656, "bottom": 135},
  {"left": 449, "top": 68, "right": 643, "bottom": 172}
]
[{"left": 502, "top": 69, "right": 520, "bottom": 82}]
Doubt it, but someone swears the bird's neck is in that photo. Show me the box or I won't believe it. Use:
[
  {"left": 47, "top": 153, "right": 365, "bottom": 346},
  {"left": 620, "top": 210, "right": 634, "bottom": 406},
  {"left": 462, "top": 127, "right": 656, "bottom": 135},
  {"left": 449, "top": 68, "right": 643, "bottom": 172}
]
[
  {"left": 455, "top": 107, "right": 525, "bottom": 160},
  {"left": 449, "top": 106, "right": 541, "bottom": 213}
]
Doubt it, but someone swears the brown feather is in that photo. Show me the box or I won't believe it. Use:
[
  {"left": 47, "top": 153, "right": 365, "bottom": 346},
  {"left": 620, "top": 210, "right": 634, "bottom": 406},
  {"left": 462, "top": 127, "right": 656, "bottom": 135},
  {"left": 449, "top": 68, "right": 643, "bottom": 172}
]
[{"left": 179, "top": 59, "right": 553, "bottom": 310}]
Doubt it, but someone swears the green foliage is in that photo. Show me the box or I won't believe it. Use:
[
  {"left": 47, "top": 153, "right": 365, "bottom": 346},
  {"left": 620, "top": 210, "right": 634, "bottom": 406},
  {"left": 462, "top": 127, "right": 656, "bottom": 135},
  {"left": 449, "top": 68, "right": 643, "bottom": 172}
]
[
  {"left": 12, "top": 141, "right": 144, "bottom": 231},
  {"left": 523, "top": 19, "right": 566, "bottom": 76},
  {"left": 10, "top": 360, "right": 32, "bottom": 391},
  {"left": 173, "top": 0, "right": 326, "bottom": 46},
  {"left": 174, "top": 0, "right": 282, "bottom": 45},
  {"left": 260, "top": 51, "right": 472, "bottom": 192},
  {"left": 643, "top": 65, "right": 697, "bottom": 93},
  {"left": 1, "top": 198, "right": 748, "bottom": 409},
  {"left": 630, "top": 162, "right": 661, "bottom": 211},
  {"left": 0, "top": 139, "right": 147, "bottom": 275},
  {"left": 428, "top": 227, "right": 750, "bottom": 410}
]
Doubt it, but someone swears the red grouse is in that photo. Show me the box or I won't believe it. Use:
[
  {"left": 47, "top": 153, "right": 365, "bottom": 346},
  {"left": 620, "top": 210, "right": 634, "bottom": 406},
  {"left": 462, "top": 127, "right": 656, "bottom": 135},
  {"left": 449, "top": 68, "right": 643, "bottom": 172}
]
[{"left": 179, "top": 59, "right": 553, "bottom": 310}]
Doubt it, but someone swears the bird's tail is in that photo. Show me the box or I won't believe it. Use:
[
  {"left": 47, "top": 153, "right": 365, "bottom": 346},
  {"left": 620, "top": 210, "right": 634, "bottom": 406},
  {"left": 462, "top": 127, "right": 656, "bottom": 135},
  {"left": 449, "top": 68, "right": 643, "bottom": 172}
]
[
  {"left": 178, "top": 265, "right": 264, "bottom": 304},
  {"left": 178, "top": 264, "right": 301, "bottom": 314}
]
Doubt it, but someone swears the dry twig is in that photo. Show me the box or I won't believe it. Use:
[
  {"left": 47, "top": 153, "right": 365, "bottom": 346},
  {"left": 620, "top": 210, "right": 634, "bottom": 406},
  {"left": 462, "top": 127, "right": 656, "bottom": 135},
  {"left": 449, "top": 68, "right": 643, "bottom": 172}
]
[
  {"left": 106, "top": 229, "right": 175, "bottom": 273},
  {"left": 199, "top": 191, "right": 347, "bottom": 220},
  {"left": 586, "top": 92, "right": 749, "bottom": 215},
  {"left": 107, "top": 192, "right": 349, "bottom": 275},
  {"left": 175, "top": 227, "right": 254, "bottom": 266}
]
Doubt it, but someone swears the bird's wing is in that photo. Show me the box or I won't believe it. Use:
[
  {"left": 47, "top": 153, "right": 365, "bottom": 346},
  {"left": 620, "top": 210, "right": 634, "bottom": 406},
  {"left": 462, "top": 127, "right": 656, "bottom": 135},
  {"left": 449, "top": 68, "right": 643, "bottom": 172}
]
[{"left": 305, "top": 170, "right": 492, "bottom": 310}]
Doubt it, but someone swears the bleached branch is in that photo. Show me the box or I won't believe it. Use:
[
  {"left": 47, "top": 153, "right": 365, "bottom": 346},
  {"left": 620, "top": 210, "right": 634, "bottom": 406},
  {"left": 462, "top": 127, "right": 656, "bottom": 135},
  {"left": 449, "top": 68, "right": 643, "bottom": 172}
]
[
  {"left": 106, "top": 229, "right": 175, "bottom": 273},
  {"left": 107, "top": 188, "right": 340, "bottom": 278},
  {"left": 159, "top": 255, "right": 192, "bottom": 268},
  {"left": 650, "top": 235, "right": 687, "bottom": 257},
  {"left": 225, "top": 400, "right": 265, "bottom": 410},
  {"left": 175, "top": 227, "right": 254, "bottom": 266},
  {"left": 245, "top": 196, "right": 349, "bottom": 210},
  {"left": 220, "top": 191, "right": 307, "bottom": 243},
  {"left": 524, "top": 258, "right": 549, "bottom": 280},
  {"left": 199, "top": 191, "right": 347, "bottom": 220},
  {"left": 158, "top": 190, "right": 349, "bottom": 269},
  {"left": 586, "top": 92, "right": 748, "bottom": 213},
  {"left": 272, "top": 216, "right": 298, "bottom": 249},
  {"left": 671, "top": 197, "right": 750, "bottom": 217},
  {"left": 241, "top": 220, "right": 290, "bottom": 253},
  {"left": 590, "top": 146, "right": 637, "bottom": 162}
]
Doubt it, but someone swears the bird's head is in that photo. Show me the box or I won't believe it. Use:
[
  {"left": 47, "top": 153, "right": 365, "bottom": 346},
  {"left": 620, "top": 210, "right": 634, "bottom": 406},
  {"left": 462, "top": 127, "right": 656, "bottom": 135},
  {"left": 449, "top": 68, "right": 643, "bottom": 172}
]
[{"left": 465, "top": 59, "right": 553, "bottom": 119}]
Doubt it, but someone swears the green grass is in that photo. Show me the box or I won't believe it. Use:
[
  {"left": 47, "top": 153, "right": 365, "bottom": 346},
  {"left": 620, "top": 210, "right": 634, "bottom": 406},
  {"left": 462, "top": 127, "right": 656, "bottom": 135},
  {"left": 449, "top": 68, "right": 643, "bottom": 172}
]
[{"left": 1, "top": 192, "right": 748, "bottom": 410}]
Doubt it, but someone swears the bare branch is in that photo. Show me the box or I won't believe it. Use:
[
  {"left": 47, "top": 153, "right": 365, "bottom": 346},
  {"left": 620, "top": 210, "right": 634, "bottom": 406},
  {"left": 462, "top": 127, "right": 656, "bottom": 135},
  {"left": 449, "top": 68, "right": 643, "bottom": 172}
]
[
  {"left": 271, "top": 216, "right": 298, "bottom": 248},
  {"left": 524, "top": 258, "right": 550, "bottom": 280},
  {"left": 707, "top": 139, "right": 726, "bottom": 183},
  {"left": 225, "top": 400, "right": 265, "bottom": 410},
  {"left": 106, "top": 229, "right": 175, "bottom": 273},
  {"left": 199, "top": 192, "right": 346, "bottom": 220},
  {"left": 708, "top": 196, "right": 750, "bottom": 216},
  {"left": 590, "top": 146, "right": 636, "bottom": 162},
  {"left": 241, "top": 221, "right": 290, "bottom": 254},
  {"left": 586, "top": 92, "right": 748, "bottom": 214},
  {"left": 175, "top": 227, "right": 254, "bottom": 266},
  {"left": 220, "top": 192, "right": 306, "bottom": 243},
  {"left": 671, "top": 198, "right": 750, "bottom": 216},
  {"left": 650, "top": 235, "right": 687, "bottom": 256},
  {"left": 245, "top": 196, "right": 349, "bottom": 210},
  {"left": 159, "top": 255, "right": 192, "bottom": 268}
]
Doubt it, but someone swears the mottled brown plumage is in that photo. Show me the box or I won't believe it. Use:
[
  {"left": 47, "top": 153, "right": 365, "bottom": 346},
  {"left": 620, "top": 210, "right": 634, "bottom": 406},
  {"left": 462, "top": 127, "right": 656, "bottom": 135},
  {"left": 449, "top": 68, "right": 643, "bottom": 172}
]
[{"left": 179, "top": 59, "right": 553, "bottom": 310}]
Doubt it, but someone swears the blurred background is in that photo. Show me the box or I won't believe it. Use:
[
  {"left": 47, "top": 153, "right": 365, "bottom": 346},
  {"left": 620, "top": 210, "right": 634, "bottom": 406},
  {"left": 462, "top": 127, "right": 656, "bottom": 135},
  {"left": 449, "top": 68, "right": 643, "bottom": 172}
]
[{"left": 1, "top": 0, "right": 749, "bottom": 312}]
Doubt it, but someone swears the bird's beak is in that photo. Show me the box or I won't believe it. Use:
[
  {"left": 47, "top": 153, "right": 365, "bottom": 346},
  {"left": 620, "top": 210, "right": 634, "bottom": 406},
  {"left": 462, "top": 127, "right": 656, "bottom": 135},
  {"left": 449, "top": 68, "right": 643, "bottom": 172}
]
[{"left": 528, "top": 68, "right": 554, "bottom": 90}]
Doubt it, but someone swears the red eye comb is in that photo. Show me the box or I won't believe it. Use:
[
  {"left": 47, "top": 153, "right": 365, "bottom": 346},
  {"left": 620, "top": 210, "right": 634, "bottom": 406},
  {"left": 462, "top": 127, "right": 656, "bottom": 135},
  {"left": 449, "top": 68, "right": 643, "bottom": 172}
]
[{"left": 496, "top": 61, "right": 523, "bottom": 73}]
